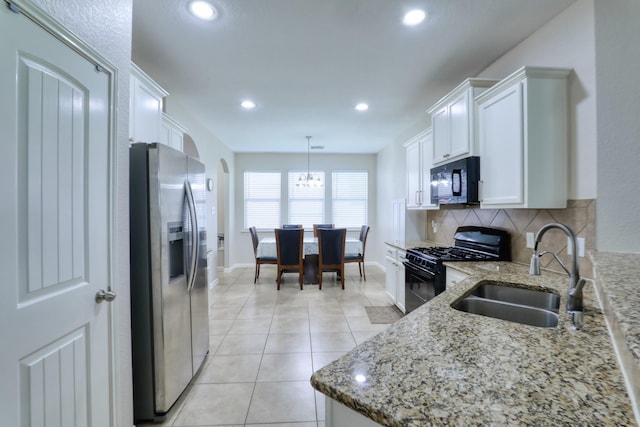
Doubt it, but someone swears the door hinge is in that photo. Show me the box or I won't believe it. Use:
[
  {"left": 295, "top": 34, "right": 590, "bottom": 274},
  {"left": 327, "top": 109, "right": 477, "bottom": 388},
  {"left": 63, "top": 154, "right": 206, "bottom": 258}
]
[{"left": 7, "top": 1, "right": 22, "bottom": 14}]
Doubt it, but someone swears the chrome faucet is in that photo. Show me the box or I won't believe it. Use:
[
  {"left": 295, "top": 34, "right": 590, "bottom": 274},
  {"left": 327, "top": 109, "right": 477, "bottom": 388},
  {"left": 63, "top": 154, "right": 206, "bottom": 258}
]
[{"left": 529, "top": 223, "right": 587, "bottom": 330}]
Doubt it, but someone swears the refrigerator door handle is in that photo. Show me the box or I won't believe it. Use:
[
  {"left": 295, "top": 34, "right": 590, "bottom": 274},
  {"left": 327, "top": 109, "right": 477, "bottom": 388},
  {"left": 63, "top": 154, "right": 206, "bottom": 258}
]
[{"left": 185, "top": 179, "right": 199, "bottom": 291}]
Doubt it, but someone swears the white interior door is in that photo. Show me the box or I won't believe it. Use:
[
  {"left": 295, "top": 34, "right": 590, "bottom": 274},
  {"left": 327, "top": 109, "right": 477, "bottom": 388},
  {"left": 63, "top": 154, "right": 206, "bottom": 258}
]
[{"left": 0, "top": 5, "right": 113, "bottom": 426}]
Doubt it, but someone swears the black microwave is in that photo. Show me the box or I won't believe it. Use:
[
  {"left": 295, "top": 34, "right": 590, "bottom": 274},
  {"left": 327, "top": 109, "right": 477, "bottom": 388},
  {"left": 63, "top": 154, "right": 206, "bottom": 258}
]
[{"left": 430, "top": 156, "right": 480, "bottom": 205}]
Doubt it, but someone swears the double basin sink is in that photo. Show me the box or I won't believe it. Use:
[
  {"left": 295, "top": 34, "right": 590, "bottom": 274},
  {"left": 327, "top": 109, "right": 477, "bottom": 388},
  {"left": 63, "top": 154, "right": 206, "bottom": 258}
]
[{"left": 451, "top": 281, "right": 560, "bottom": 327}]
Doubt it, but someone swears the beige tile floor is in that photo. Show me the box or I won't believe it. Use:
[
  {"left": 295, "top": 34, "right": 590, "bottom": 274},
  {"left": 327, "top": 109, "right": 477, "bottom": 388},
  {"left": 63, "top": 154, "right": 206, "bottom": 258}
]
[{"left": 139, "top": 263, "right": 393, "bottom": 427}]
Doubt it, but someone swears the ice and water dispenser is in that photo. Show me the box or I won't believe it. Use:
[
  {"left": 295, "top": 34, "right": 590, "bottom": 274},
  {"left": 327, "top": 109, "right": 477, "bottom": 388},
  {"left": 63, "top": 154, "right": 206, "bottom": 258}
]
[{"left": 168, "top": 222, "right": 184, "bottom": 281}]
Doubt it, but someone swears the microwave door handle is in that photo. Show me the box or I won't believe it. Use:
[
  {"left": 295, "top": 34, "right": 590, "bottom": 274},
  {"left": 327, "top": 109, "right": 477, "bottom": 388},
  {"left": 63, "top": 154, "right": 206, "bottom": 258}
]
[
  {"left": 452, "top": 169, "right": 462, "bottom": 196},
  {"left": 184, "top": 180, "right": 199, "bottom": 291}
]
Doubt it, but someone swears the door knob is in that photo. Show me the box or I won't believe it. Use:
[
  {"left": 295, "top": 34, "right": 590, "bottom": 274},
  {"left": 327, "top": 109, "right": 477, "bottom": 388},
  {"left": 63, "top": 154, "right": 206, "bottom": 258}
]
[{"left": 95, "top": 289, "right": 116, "bottom": 303}]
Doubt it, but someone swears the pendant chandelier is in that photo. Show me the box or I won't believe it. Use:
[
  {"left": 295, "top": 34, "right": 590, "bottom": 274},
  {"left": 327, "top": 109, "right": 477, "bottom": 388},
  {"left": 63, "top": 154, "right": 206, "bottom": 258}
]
[{"left": 296, "top": 136, "right": 323, "bottom": 188}]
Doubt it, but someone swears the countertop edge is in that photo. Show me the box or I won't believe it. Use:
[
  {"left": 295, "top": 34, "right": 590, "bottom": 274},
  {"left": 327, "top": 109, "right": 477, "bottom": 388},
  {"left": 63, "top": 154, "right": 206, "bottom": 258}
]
[{"left": 591, "top": 251, "right": 640, "bottom": 422}]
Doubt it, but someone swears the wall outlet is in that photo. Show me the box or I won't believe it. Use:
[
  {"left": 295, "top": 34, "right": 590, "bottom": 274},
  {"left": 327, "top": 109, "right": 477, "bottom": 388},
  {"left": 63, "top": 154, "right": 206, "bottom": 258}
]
[
  {"left": 526, "top": 232, "right": 535, "bottom": 248},
  {"left": 431, "top": 220, "right": 438, "bottom": 233},
  {"left": 567, "top": 237, "right": 586, "bottom": 257}
]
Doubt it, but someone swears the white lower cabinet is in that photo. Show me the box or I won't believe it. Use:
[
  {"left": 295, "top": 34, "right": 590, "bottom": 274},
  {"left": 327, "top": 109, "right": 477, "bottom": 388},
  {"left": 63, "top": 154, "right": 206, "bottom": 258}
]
[
  {"left": 477, "top": 66, "right": 571, "bottom": 209},
  {"left": 446, "top": 267, "right": 469, "bottom": 289},
  {"left": 384, "top": 254, "right": 397, "bottom": 304},
  {"left": 384, "top": 245, "right": 406, "bottom": 313},
  {"left": 395, "top": 251, "right": 405, "bottom": 313},
  {"left": 325, "top": 396, "right": 380, "bottom": 427}
]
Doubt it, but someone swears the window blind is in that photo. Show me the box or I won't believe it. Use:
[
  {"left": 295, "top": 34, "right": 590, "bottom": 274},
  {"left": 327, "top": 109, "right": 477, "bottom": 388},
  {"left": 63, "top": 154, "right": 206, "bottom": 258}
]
[
  {"left": 332, "top": 171, "right": 368, "bottom": 228},
  {"left": 244, "top": 171, "right": 281, "bottom": 229}
]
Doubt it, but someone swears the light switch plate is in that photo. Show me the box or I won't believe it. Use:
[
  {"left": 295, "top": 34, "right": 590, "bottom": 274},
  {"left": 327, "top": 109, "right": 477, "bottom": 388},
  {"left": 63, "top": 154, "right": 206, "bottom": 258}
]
[
  {"left": 526, "top": 232, "right": 535, "bottom": 248},
  {"left": 577, "top": 237, "right": 585, "bottom": 257},
  {"left": 567, "top": 237, "right": 586, "bottom": 257}
]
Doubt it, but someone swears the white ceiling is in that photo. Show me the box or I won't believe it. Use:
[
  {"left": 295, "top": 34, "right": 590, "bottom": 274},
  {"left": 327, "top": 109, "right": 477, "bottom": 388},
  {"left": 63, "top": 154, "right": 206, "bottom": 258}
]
[{"left": 132, "top": 0, "right": 575, "bottom": 154}]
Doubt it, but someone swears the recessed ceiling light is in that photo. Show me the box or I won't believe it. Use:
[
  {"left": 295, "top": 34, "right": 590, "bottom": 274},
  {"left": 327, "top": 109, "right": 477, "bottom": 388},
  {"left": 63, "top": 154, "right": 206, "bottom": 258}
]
[
  {"left": 355, "top": 103, "right": 369, "bottom": 111},
  {"left": 241, "top": 100, "right": 256, "bottom": 109},
  {"left": 189, "top": 1, "right": 217, "bottom": 21},
  {"left": 403, "top": 9, "right": 426, "bottom": 26}
]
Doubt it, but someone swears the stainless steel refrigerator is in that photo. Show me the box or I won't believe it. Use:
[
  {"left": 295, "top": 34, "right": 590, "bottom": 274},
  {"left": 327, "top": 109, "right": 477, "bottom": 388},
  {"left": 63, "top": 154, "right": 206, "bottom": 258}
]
[{"left": 129, "top": 143, "right": 209, "bottom": 422}]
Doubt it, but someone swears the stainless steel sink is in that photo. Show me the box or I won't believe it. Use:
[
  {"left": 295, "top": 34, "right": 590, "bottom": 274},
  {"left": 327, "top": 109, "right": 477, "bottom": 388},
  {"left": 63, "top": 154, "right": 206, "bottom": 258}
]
[
  {"left": 451, "top": 281, "right": 560, "bottom": 328},
  {"left": 469, "top": 282, "right": 560, "bottom": 311}
]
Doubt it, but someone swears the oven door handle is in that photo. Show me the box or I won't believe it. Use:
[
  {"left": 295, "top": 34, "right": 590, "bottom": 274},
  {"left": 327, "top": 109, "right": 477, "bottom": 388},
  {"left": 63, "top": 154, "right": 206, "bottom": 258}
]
[{"left": 402, "top": 261, "right": 436, "bottom": 278}]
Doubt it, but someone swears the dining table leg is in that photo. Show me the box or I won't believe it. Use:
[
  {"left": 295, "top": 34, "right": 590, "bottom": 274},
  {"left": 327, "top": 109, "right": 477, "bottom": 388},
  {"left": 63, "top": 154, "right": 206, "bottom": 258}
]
[{"left": 303, "top": 254, "right": 319, "bottom": 284}]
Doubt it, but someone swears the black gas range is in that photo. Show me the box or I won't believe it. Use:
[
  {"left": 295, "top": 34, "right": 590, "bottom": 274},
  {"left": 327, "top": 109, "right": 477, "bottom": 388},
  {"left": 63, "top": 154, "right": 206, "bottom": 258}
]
[{"left": 403, "top": 226, "right": 511, "bottom": 313}]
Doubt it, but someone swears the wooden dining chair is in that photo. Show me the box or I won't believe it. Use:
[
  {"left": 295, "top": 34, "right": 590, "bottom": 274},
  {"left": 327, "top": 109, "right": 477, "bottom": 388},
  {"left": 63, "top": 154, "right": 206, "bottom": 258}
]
[
  {"left": 345, "top": 225, "right": 370, "bottom": 281},
  {"left": 313, "top": 223, "right": 335, "bottom": 237},
  {"left": 274, "top": 228, "right": 304, "bottom": 290},
  {"left": 281, "top": 224, "right": 303, "bottom": 229},
  {"left": 249, "top": 226, "right": 277, "bottom": 283},
  {"left": 317, "top": 228, "right": 347, "bottom": 290}
]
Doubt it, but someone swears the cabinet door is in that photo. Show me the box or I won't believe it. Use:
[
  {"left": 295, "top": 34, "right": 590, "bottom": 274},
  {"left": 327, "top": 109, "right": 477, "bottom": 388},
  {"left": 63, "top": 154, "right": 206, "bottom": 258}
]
[
  {"left": 446, "top": 267, "right": 469, "bottom": 289},
  {"left": 159, "top": 119, "right": 172, "bottom": 147},
  {"left": 130, "top": 76, "right": 163, "bottom": 143},
  {"left": 392, "top": 199, "right": 405, "bottom": 243},
  {"left": 385, "top": 256, "right": 397, "bottom": 304},
  {"left": 405, "top": 141, "right": 421, "bottom": 208},
  {"left": 479, "top": 84, "right": 524, "bottom": 206},
  {"left": 449, "top": 91, "right": 471, "bottom": 158},
  {"left": 395, "top": 253, "right": 406, "bottom": 313},
  {"left": 419, "top": 131, "right": 437, "bottom": 208},
  {"left": 431, "top": 105, "right": 450, "bottom": 164},
  {"left": 170, "top": 127, "right": 184, "bottom": 151}
]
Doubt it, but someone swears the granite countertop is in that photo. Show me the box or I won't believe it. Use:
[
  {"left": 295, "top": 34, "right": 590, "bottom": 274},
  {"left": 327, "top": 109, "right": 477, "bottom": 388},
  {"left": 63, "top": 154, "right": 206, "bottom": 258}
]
[
  {"left": 310, "top": 261, "right": 635, "bottom": 426},
  {"left": 384, "top": 241, "right": 435, "bottom": 251}
]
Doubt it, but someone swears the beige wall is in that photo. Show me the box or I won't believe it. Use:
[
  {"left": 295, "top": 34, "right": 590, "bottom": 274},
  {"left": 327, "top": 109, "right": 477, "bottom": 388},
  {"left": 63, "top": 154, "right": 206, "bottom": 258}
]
[
  {"left": 427, "top": 200, "right": 596, "bottom": 278},
  {"left": 594, "top": 0, "right": 640, "bottom": 252}
]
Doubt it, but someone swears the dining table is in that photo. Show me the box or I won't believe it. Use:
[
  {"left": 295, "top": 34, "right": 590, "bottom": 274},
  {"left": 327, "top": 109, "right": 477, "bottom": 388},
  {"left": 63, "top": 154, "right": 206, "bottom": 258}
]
[{"left": 257, "top": 236, "right": 363, "bottom": 284}]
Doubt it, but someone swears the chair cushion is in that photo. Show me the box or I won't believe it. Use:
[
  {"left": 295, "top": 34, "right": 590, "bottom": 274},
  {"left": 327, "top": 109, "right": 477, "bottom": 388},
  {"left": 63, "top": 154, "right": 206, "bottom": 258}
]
[
  {"left": 258, "top": 256, "right": 277, "bottom": 262},
  {"left": 344, "top": 253, "right": 361, "bottom": 260}
]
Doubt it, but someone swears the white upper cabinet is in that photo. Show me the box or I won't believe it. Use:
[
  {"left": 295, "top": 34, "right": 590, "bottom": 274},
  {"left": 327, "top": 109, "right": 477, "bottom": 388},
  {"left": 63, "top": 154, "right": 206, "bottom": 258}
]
[
  {"left": 130, "top": 62, "right": 168, "bottom": 143},
  {"left": 428, "top": 78, "right": 498, "bottom": 165},
  {"left": 477, "top": 66, "right": 571, "bottom": 209},
  {"left": 161, "top": 113, "right": 187, "bottom": 152},
  {"left": 404, "top": 129, "right": 438, "bottom": 210}
]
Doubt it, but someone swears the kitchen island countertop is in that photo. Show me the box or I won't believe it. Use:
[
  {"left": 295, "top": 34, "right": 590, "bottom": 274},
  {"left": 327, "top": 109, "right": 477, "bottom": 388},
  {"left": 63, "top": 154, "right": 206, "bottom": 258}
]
[{"left": 310, "top": 261, "right": 635, "bottom": 426}]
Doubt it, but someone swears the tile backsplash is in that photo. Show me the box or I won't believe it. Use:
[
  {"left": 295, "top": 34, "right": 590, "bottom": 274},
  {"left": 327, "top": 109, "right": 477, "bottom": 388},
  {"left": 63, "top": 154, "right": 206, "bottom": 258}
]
[{"left": 426, "top": 200, "right": 596, "bottom": 279}]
